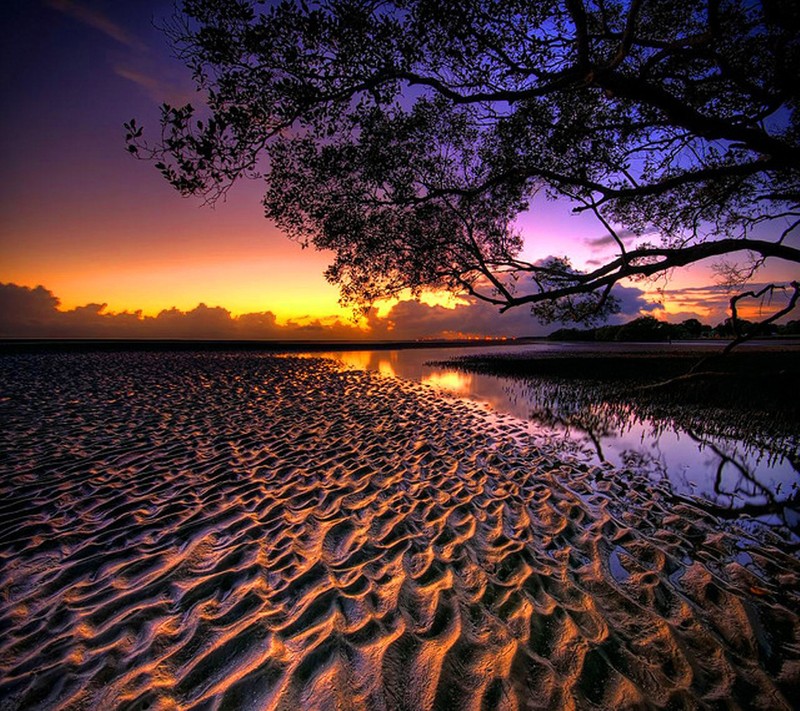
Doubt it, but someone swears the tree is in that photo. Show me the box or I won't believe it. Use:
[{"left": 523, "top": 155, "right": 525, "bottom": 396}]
[
  {"left": 613, "top": 315, "right": 670, "bottom": 341},
  {"left": 676, "top": 318, "right": 706, "bottom": 339},
  {"left": 127, "top": 0, "right": 800, "bottom": 325}
]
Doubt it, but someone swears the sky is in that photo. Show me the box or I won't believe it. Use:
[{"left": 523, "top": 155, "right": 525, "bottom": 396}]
[{"left": 1, "top": 0, "right": 797, "bottom": 340}]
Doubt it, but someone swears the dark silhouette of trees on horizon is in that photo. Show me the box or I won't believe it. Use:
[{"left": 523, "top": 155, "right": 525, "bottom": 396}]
[
  {"left": 549, "top": 313, "right": 800, "bottom": 342},
  {"left": 127, "top": 0, "right": 800, "bottom": 327}
]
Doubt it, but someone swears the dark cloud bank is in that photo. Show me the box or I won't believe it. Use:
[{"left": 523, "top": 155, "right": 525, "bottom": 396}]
[{"left": 0, "top": 283, "right": 658, "bottom": 340}]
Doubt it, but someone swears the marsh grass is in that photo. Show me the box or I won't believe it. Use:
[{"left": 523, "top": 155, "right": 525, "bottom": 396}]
[{"left": 433, "top": 349, "right": 800, "bottom": 456}]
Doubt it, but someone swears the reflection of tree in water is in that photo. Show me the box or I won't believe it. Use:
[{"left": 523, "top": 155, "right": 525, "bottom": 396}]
[
  {"left": 506, "top": 378, "right": 667, "bottom": 457},
  {"left": 683, "top": 429, "right": 800, "bottom": 531},
  {"left": 505, "top": 378, "right": 800, "bottom": 534},
  {"left": 618, "top": 448, "right": 669, "bottom": 480}
]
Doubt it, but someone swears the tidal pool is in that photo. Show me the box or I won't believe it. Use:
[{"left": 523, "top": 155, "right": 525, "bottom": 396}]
[{"left": 316, "top": 343, "right": 800, "bottom": 536}]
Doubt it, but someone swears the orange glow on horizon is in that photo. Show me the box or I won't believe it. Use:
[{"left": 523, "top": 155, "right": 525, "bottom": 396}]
[{"left": 3, "top": 245, "right": 352, "bottom": 321}]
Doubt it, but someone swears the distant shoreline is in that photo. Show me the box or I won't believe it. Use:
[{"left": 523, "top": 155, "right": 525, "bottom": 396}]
[
  {"left": 0, "top": 337, "right": 542, "bottom": 354},
  {"left": 1, "top": 335, "right": 797, "bottom": 355}
]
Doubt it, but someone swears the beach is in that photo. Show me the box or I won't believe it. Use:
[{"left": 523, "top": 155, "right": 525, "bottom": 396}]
[{"left": 1, "top": 351, "right": 798, "bottom": 710}]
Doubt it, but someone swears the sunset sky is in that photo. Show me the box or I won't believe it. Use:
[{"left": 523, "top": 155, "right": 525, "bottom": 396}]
[{"left": 2, "top": 0, "right": 797, "bottom": 339}]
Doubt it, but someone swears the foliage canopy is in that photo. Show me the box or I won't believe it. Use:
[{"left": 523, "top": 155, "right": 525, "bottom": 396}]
[{"left": 128, "top": 0, "right": 800, "bottom": 323}]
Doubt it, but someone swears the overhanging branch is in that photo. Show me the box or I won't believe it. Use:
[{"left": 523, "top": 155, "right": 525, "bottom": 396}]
[{"left": 498, "top": 239, "right": 800, "bottom": 310}]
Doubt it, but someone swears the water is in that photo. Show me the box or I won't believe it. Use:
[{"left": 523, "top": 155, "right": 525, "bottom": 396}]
[{"left": 311, "top": 343, "right": 800, "bottom": 534}]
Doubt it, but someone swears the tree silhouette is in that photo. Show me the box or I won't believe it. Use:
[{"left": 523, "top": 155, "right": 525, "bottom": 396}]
[{"left": 127, "top": 0, "right": 800, "bottom": 323}]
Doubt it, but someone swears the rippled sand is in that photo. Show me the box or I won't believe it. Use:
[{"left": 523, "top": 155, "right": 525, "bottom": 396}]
[{"left": 0, "top": 352, "right": 798, "bottom": 710}]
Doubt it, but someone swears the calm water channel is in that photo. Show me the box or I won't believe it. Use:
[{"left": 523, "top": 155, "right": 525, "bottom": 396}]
[{"left": 312, "top": 343, "right": 799, "bottom": 534}]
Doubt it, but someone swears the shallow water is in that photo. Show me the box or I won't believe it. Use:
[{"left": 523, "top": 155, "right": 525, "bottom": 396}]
[
  {"left": 315, "top": 344, "right": 800, "bottom": 535},
  {"left": 1, "top": 351, "right": 798, "bottom": 709}
]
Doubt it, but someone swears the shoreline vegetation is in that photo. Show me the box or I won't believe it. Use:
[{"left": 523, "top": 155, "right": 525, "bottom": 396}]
[
  {"left": 434, "top": 345, "right": 800, "bottom": 457},
  {"left": 548, "top": 315, "right": 800, "bottom": 342},
  {"left": 3, "top": 332, "right": 798, "bottom": 440},
  {"left": 434, "top": 345, "right": 800, "bottom": 419}
]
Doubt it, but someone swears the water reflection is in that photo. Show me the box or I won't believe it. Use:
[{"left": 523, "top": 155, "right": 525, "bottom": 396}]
[
  {"left": 315, "top": 345, "right": 550, "bottom": 418},
  {"left": 335, "top": 350, "right": 374, "bottom": 371},
  {"left": 315, "top": 346, "right": 799, "bottom": 535},
  {"left": 421, "top": 370, "right": 473, "bottom": 393},
  {"left": 510, "top": 378, "right": 799, "bottom": 532}
]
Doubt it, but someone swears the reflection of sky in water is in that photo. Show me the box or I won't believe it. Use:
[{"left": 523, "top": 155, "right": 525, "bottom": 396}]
[
  {"left": 421, "top": 371, "right": 473, "bottom": 392},
  {"left": 316, "top": 345, "right": 799, "bottom": 533}
]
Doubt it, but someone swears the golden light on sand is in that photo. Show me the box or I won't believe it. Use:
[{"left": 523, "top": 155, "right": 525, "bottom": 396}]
[{"left": 1, "top": 353, "right": 798, "bottom": 709}]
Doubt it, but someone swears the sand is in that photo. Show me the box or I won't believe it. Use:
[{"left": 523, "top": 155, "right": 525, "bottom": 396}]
[{"left": 0, "top": 352, "right": 798, "bottom": 710}]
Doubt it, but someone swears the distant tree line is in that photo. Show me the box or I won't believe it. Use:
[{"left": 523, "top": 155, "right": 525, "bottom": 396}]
[{"left": 548, "top": 315, "right": 800, "bottom": 342}]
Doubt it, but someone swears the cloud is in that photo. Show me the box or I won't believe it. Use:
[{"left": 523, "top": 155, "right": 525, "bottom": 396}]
[
  {"left": 0, "top": 284, "right": 367, "bottom": 340},
  {"left": 0, "top": 284, "right": 62, "bottom": 333},
  {"left": 651, "top": 281, "right": 798, "bottom": 325},
  {"left": 46, "top": 1, "right": 197, "bottom": 105},
  {"left": 46, "top": 0, "right": 145, "bottom": 50},
  {"left": 0, "top": 282, "right": 664, "bottom": 341},
  {"left": 367, "top": 284, "right": 659, "bottom": 340},
  {"left": 369, "top": 299, "right": 544, "bottom": 340},
  {"left": 585, "top": 229, "right": 639, "bottom": 251},
  {"left": 113, "top": 65, "right": 197, "bottom": 105},
  {"left": 611, "top": 285, "right": 663, "bottom": 317}
]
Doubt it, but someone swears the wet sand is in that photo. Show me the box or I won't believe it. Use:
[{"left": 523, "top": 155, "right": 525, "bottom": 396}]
[{"left": 0, "top": 352, "right": 798, "bottom": 710}]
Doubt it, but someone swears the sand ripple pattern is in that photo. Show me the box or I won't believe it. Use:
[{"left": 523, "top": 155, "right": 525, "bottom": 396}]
[{"left": 0, "top": 352, "right": 798, "bottom": 710}]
